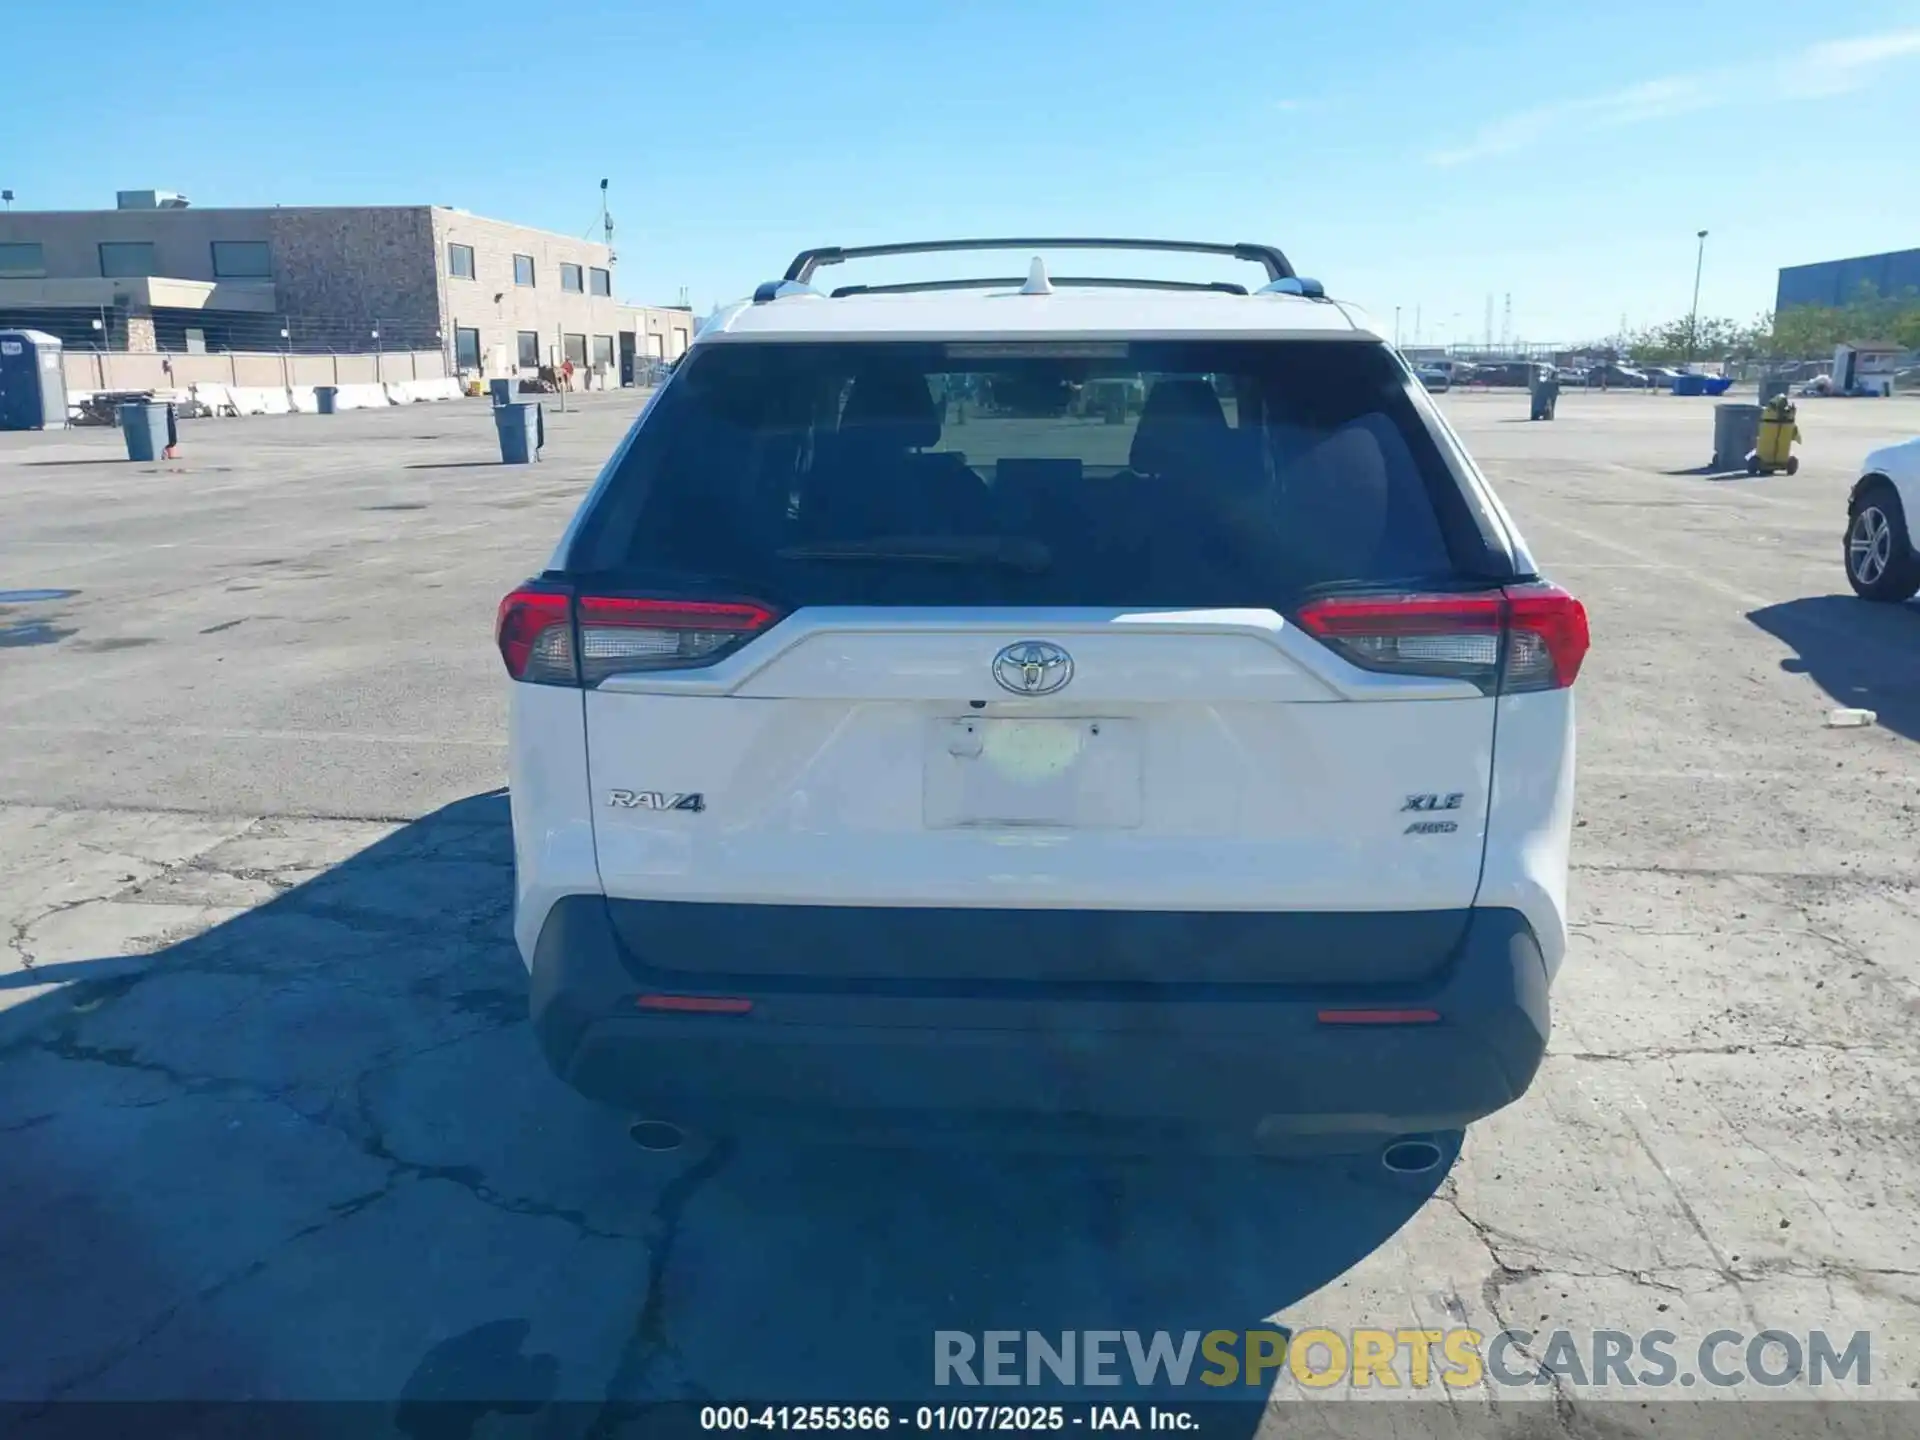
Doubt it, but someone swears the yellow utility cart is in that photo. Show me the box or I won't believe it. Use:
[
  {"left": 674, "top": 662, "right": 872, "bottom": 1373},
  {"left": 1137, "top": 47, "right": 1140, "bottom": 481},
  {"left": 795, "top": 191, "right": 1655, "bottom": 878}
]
[{"left": 1749, "top": 395, "right": 1800, "bottom": 476}]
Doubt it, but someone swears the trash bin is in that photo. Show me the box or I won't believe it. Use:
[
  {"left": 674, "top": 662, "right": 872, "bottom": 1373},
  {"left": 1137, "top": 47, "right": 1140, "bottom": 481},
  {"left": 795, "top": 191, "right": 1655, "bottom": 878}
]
[
  {"left": 1712, "top": 403, "right": 1762, "bottom": 471},
  {"left": 488, "top": 378, "right": 515, "bottom": 407},
  {"left": 118, "top": 401, "right": 174, "bottom": 462},
  {"left": 494, "top": 401, "right": 544, "bottom": 464},
  {"left": 1528, "top": 370, "right": 1559, "bottom": 420},
  {"left": 315, "top": 386, "right": 339, "bottom": 415}
]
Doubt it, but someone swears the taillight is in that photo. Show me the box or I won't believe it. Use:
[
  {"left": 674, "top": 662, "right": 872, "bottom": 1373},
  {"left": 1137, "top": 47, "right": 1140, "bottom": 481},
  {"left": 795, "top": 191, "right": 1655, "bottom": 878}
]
[
  {"left": 1294, "top": 583, "right": 1588, "bottom": 694},
  {"left": 495, "top": 588, "right": 782, "bottom": 687},
  {"left": 576, "top": 596, "right": 780, "bottom": 685},
  {"left": 495, "top": 590, "right": 574, "bottom": 684}
]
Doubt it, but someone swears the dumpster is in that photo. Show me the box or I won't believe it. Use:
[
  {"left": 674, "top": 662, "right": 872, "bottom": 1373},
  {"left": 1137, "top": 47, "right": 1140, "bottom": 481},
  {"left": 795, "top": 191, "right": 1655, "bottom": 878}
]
[
  {"left": 1672, "top": 373, "right": 1707, "bottom": 397},
  {"left": 1701, "top": 376, "right": 1734, "bottom": 396},
  {"left": 1528, "top": 368, "right": 1559, "bottom": 420},
  {"left": 1711, "top": 403, "right": 1762, "bottom": 471},
  {"left": 494, "top": 401, "right": 544, "bottom": 464},
  {"left": 315, "top": 386, "right": 340, "bottom": 415},
  {"left": 119, "top": 401, "right": 176, "bottom": 462},
  {"left": 489, "top": 378, "right": 515, "bottom": 407}
]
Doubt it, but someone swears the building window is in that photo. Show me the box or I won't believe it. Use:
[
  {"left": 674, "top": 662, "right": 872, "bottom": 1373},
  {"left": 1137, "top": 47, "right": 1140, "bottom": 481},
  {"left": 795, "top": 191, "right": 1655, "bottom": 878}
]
[
  {"left": 99, "top": 241, "right": 157, "bottom": 278},
  {"left": 589, "top": 267, "right": 611, "bottom": 297},
  {"left": 455, "top": 326, "right": 481, "bottom": 370},
  {"left": 560, "top": 263, "right": 584, "bottom": 294},
  {"left": 563, "top": 333, "right": 588, "bottom": 368},
  {"left": 592, "top": 334, "right": 615, "bottom": 370},
  {"left": 517, "top": 330, "right": 540, "bottom": 369},
  {"left": 0, "top": 242, "right": 45, "bottom": 277},
  {"left": 513, "top": 253, "right": 535, "bottom": 287},
  {"left": 210, "top": 241, "right": 271, "bottom": 279},
  {"left": 448, "top": 243, "right": 475, "bottom": 280}
]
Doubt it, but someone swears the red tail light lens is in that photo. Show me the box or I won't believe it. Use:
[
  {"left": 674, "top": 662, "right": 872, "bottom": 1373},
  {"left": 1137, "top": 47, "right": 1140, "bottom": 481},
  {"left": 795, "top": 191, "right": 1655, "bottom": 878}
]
[
  {"left": 1295, "top": 583, "right": 1587, "bottom": 694},
  {"left": 495, "top": 590, "right": 574, "bottom": 684},
  {"left": 495, "top": 589, "right": 782, "bottom": 687},
  {"left": 1502, "top": 583, "right": 1591, "bottom": 690}
]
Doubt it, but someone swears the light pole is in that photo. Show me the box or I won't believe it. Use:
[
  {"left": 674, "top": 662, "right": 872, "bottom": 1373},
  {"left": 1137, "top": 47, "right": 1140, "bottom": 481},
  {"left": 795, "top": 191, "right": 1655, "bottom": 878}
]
[
  {"left": 1685, "top": 229, "right": 1708, "bottom": 371},
  {"left": 1394, "top": 307, "right": 1402, "bottom": 347}
]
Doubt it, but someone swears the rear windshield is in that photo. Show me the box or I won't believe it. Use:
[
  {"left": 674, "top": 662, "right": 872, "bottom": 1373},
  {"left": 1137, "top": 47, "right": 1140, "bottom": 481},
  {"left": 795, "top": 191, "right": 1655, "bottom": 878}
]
[{"left": 567, "top": 340, "right": 1497, "bottom": 607}]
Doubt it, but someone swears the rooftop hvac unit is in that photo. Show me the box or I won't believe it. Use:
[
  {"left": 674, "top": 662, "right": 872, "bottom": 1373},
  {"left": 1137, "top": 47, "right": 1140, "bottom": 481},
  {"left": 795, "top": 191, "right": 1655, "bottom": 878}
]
[{"left": 116, "top": 190, "right": 191, "bottom": 210}]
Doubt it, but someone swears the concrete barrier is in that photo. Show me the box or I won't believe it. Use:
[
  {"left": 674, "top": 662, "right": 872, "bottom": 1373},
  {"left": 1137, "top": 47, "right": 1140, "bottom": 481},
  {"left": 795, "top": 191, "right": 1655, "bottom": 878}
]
[
  {"left": 287, "top": 387, "right": 320, "bottom": 414},
  {"left": 331, "top": 384, "right": 391, "bottom": 411},
  {"left": 189, "top": 383, "right": 235, "bottom": 416},
  {"left": 384, "top": 383, "right": 416, "bottom": 405},
  {"left": 228, "top": 387, "right": 291, "bottom": 416}
]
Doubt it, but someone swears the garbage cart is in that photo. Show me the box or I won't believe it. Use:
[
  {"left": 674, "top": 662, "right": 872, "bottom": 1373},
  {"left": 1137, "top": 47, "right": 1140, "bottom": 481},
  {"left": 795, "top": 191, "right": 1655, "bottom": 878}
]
[
  {"left": 1528, "top": 366, "right": 1559, "bottom": 420},
  {"left": 119, "top": 401, "right": 177, "bottom": 462},
  {"left": 494, "top": 401, "right": 545, "bottom": 464},
  {"left": 1712, "top": 403, "right": 1762, "bottom": 471}
]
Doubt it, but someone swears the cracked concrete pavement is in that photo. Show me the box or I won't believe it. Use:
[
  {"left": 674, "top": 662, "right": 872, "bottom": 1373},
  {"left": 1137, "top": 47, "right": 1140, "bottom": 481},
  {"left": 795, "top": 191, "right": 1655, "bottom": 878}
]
[{"left": 2, "top": 390, "right": 1919, "bottom": 1433}]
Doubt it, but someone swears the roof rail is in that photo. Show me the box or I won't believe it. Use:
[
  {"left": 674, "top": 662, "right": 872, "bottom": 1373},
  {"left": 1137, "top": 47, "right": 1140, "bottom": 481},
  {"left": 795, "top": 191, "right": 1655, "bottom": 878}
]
[
  {"left": 828, "top": 276, "right": 1252, "bottom": 298},
  {"left": 751, "top": 279, "right": 823, "bottom": 303},
  {"left": 1256, "top": 277, "right": 1326, "bottom": 299},
  {"left": 784, "top": 237, "right": 1295, "bottom": 285}
]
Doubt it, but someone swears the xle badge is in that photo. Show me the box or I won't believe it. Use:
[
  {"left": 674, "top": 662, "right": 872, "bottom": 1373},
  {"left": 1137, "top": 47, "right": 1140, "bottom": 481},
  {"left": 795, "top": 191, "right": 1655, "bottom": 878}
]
[
  {"left": 607, "top": 790, "right": 706, "bottom": 813},
  {"left": 1402, "top": 792, "right": 1463, "bottom": 836}
]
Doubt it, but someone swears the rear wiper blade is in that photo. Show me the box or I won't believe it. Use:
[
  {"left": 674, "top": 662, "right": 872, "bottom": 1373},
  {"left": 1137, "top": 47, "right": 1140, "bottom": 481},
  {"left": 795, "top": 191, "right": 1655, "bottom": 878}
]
[{"left": 776, "top": 536, "right": 1052, "bottom": 574}]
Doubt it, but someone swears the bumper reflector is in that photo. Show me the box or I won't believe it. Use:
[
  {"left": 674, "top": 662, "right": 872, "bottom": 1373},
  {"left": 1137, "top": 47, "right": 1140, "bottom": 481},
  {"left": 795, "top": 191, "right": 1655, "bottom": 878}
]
[
  {"left": 637, "top": 993, "right": 754, "bottom": 1015},
  {"left": 1316, "top": 1008, "right": 1442, "bottom": 1025}
]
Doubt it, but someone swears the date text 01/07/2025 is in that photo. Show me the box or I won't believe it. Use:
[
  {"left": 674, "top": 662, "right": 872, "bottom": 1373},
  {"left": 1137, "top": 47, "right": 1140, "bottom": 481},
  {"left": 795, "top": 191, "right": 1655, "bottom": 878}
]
[{"left": 699, "top": 1405, "right": 1201, "bottom": 1432}]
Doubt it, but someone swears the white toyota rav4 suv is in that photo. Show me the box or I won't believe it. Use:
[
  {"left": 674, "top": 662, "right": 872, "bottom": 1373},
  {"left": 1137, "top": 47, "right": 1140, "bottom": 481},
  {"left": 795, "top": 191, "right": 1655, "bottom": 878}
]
[{"left": 498, "top": 239, "right": 1587, "bottom": 1165}]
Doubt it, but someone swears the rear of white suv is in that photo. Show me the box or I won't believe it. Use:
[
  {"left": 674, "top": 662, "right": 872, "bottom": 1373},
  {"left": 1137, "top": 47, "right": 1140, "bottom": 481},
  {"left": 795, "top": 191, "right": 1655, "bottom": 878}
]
[{"left": 500, "top": 241, "right": 1585, "bottom": 1157}]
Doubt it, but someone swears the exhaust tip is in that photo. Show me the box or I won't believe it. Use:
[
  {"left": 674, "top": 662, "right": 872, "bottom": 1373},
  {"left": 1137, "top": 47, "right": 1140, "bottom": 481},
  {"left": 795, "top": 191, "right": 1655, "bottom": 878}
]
[
  {"left": 628, "top": 1120, "right": 685, "bottom": 1153},
  {"left": 1380, "top": 1137, "right": 1447, "bottom": 1176}
]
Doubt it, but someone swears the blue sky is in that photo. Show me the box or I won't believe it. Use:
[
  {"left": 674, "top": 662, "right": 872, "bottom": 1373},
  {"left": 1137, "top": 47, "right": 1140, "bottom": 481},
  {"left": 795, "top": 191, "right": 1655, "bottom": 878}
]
[{"left": 4, "top": 0, "right": 1918, "bottom": 343}]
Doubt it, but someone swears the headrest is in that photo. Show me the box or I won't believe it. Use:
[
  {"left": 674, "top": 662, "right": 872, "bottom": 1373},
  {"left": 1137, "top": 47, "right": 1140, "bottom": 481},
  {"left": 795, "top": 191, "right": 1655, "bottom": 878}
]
[
  {"left": 1129, "top": 379, "right": 1229, "bottom": 474},
  {"left": 840, "top": 371, "right": 941, "bottom": 449}
]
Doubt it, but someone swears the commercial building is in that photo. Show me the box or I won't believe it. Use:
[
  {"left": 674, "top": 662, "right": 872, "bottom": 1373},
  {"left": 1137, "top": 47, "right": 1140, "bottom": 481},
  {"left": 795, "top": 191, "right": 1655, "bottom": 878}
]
[
  {"left": 0, "top": 190, "right": 696, "bottom": 386},
  {"left": 1776, "top": 246, "right": 1920, "bottom": 310}
]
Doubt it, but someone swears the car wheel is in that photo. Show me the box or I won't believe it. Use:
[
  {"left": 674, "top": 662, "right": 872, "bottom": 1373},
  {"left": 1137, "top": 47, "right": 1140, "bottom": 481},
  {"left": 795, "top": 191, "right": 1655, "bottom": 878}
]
[{"left": 1846, "top": 483, "right": 1920, "bottom": 602}]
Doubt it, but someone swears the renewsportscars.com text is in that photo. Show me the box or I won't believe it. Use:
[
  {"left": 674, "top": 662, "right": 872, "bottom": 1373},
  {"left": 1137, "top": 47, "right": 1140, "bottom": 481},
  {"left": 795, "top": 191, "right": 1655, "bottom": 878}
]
[{"left": 933, "top": 1328, "right": 1872, "bottom": 1391}]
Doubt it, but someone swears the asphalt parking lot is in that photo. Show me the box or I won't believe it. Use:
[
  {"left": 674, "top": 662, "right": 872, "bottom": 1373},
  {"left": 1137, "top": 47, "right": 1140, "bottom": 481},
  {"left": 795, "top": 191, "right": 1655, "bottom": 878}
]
[{"left": 3, "top": 387, "right": 1919, "bottom": 1433}]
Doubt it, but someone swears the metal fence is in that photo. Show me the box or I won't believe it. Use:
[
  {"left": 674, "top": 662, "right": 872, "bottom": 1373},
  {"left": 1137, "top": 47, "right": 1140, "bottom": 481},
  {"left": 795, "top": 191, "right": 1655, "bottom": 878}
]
[
  {"left": 61, "top": 348, "right": 448, "bottom": 396},
  {"left": 0, "top": 306, "right": 442, "bottom": 356}
]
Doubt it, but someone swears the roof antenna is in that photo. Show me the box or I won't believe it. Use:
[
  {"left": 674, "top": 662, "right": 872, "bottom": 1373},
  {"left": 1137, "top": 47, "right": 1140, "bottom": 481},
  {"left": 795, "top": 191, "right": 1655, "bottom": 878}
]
[{"left": 1020, "top": 256, "right": 1054, "bottom": 295}]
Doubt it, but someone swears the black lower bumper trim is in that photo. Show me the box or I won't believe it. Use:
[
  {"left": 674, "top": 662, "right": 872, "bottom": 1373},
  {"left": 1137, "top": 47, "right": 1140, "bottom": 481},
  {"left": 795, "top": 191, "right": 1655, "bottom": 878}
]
[{"left": 529, "top": 898, "right": 1550, "bottom": 1144}]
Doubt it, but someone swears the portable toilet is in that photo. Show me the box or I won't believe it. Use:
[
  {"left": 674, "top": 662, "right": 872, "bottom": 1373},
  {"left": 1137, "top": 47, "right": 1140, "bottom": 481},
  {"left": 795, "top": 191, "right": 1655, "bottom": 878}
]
[{"left": 0, "top": 329, "right": 69, "bottom": 431}]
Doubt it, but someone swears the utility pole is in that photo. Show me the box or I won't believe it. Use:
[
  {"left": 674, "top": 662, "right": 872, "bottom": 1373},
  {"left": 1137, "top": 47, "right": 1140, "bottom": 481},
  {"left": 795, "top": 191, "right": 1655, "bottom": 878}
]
[
  {"left": 1394, "top": 307, "right": 1402, "bottom": 347},
  {"left": 1685, "top": 229, "right": 1708, "bottom": 371}
]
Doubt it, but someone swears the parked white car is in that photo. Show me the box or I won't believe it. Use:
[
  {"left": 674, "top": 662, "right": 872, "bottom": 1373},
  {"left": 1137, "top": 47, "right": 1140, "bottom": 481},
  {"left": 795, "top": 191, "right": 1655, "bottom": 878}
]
[
  {"left": 1847, "top": 437, "right": 1920, "bottom": 601},
  {"left": 498, "top": 238, "right": 1589, "bottom": 1168}
]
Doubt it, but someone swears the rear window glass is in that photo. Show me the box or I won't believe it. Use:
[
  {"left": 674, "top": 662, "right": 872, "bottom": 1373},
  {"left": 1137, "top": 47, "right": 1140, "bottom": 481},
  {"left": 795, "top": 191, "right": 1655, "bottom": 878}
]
[{"left": 569, "top": 340, "right": 1483, "bottom": 607}]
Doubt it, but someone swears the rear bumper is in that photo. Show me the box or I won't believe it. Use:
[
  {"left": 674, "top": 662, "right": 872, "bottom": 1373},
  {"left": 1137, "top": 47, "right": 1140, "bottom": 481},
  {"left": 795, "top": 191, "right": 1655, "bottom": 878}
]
[{"left": 529, "top": 898, "right": 1551, "bottom": 1147}]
